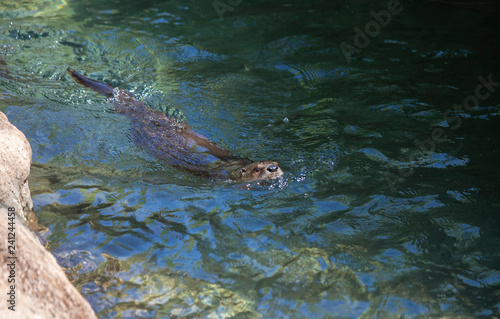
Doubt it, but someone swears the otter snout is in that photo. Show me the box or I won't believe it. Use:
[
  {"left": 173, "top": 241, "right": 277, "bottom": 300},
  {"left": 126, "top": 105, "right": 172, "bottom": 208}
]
[
  {"left": 232, "top": 160, "right": 284, "bottom": 181},
  {"left": 267, "top": 164, "right": 279, "bottom": 173}
]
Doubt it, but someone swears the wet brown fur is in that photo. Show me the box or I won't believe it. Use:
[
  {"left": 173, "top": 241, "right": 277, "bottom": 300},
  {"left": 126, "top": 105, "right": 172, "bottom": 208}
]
[{"left": 67, "top": 68, "right": 283, "bottom": 181}]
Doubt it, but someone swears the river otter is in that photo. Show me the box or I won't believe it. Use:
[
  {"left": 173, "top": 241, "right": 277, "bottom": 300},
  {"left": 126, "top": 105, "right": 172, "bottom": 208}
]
[{"left": 67, "top": 68, "right": 283, "bottom": 181}]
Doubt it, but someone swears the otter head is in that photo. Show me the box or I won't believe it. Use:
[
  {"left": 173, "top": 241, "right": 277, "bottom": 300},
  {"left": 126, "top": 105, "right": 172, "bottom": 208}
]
[{"left": 230, "top": 161, "right": 283, "bottom": 181}]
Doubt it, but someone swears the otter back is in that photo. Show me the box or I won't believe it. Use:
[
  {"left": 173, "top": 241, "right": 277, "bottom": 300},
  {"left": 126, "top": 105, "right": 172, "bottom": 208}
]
[{"left": 67, "top": 68, "right": 250, "bottom": 180}]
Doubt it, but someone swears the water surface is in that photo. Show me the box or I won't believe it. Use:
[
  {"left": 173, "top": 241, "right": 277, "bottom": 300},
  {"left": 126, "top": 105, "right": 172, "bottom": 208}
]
[{"left": 1, "top": 0, "right": 499, "bottom": 317}]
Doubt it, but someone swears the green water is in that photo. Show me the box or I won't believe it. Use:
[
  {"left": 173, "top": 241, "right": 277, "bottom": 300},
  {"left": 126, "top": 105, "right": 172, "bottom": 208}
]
[{"left": 1, "top": 0, "right": 499, "bottom": 317}]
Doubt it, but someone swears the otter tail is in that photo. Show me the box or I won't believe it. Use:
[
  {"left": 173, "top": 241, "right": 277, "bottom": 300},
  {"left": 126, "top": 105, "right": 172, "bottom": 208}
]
[{"left": 67, "top": 68, "right": 114, "bottom": 98}]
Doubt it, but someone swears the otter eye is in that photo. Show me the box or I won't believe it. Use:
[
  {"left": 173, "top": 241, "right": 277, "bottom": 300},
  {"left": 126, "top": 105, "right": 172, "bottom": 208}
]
[{"left": 254, "top": 167, "right": 261, "bottom": 173}]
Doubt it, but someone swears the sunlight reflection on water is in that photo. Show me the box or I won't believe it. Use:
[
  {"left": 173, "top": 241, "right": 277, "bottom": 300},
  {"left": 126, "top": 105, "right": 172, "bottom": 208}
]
[{"left": 1, "top": 0, "right": 500, "bottom": 317}]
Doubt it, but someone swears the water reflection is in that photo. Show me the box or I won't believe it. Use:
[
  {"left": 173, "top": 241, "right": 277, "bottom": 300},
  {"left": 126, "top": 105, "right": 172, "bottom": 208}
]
[{"left": 1, "top": 0, "right": 500, "bottom": 317}]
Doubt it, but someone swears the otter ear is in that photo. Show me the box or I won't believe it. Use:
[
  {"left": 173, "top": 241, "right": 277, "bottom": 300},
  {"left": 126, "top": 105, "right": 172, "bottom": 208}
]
[{"left": 240, "top": 168, "right": 247, "bottom": 174}]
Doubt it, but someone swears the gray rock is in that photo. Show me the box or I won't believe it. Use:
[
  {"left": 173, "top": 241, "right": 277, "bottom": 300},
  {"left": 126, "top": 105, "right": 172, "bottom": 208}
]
[
  {"left": 0, "top": 111, "right": 36, "bottom": 227},
  {"left": 0, "top": 205, "right": 98, "bottom": 319}
]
